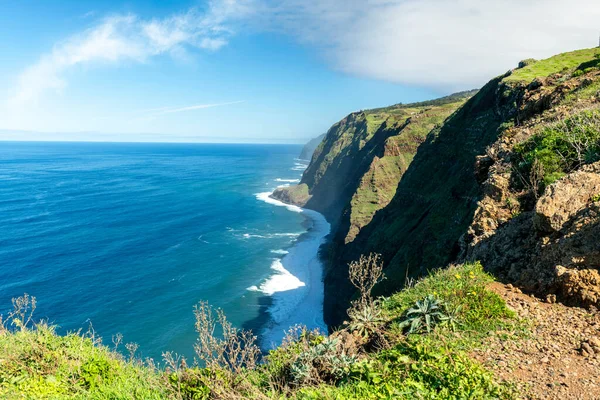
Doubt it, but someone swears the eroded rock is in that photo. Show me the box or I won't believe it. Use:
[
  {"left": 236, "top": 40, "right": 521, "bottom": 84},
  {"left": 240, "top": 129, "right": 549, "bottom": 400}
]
[{"left": 535, "top": 162, "right": 600, "bottom": 233}]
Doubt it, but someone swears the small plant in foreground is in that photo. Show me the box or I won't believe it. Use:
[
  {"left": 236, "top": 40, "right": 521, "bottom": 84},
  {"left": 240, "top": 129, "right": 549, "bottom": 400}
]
[
  {"left": 347, "top": 303, "right": 385, "bottom": 339},
  {"left": 397, "top": 295, "right": 449, "bottom": 334},
  {"left": 193, "top": 300, "right": 260, "bottom": 374},
  {"left": 290, "top": 338, "right": 356, "bottom": 385},
  {"left": 345, "top": 253, "right": 386, "bottom": 342}
]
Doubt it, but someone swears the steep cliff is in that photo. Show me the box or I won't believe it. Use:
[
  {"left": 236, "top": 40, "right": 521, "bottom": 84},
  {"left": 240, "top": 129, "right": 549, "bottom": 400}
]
[
  {"left": 322, "top": 48, "right": 600, "bottom": 327},
  {"left": 273, "top": 91, "right": 477, "bottom": 238},
  {"left": 299, "top": 134, "right": 326, "bottom": 160}
]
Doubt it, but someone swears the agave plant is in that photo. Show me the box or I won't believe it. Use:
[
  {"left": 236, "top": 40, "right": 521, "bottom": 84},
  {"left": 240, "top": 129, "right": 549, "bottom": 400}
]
[
  {"left": 347, "top": 303, "right": 385, "bottom": 339},
  {"left": 290, "top": 338, "right": 357, "bottom": 384},
  {"left": 397, "top": 295, "right": 449, "bottom": 334}
]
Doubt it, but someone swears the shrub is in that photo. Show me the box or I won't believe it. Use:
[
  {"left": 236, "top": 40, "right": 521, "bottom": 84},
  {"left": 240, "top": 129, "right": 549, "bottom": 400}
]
[
  {"left": 193, "top": 301, "right": 260, "bottom": 374},
  {"left": 290, "top": 338, "right": 356, "bottom": 385},
  {"left": 345, "top": 254, "right": 386, "bottom": 343},
  {"left": 514, "top": 110, "right": 600, "bottom": 193},
  {"left": 385, "top": 262, "right": 515, "bottom": 342}
]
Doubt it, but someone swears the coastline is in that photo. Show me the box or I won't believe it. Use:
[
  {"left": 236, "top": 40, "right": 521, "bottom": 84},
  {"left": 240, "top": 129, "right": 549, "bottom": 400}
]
[{"left": 253, "top": 191, "right": 330, "bottom": 349}]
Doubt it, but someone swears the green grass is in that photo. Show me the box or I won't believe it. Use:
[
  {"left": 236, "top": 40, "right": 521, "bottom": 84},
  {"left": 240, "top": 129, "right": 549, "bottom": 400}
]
[
  {"left": 505, "top": 48, "right": 600, "bottom": 83},
  {"left": 0, "top": 263, "right": 523, "bottom": 399},
  {"left": 293, "top": 262, "right": 520, "bottom": 399},
  {"left": 513, "top": 109, "right": 600, "bottom": 191},
  {"left": 0, "top": 324, "right": 167, "bottom": 399},
  {"left": 384, "top": 262, "right": 519, "bottom": 345}
]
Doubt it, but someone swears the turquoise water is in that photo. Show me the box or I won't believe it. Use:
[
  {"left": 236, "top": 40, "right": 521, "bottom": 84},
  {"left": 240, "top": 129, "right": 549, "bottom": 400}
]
[{"left": 0, "top": 142, "right": 325, "bottom": 360}]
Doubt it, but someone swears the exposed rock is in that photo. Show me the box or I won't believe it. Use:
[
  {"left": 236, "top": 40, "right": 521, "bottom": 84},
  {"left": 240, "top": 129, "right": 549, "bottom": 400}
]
[
  {"left": 556, "top": 268, "right": 600, "bottom": 309},
  {"left": 271, "top": 184, "right": 311, "bottom": 207},
  {"left": 534, "top": 162, "right": 600, "bottom": 233}
]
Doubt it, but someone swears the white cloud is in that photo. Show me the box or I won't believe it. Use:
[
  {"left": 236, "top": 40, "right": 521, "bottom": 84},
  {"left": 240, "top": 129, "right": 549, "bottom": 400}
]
[
  {"left": 9, "top": 1, "right": 254, "bottom": 106},
  {"left": 253, "top": 0, "right": 600, "bottom": 89},
  {"left": 8, "top": 0, "right": 600, "bottom": 109}
]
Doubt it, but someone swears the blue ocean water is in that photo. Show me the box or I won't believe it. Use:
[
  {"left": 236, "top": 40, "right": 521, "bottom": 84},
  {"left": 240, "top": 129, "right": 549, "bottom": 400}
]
[{"left": 0, "top": 141, "right": 323, "bottom": 361}]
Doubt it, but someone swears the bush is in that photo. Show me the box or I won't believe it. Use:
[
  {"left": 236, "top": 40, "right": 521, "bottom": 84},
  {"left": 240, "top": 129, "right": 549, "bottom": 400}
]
[
  {"left": 384, "top": 262, "right": 515, "bottom": 341},
  {"left": 345, "top": 254, "right": 386, "bottom": 343},
  {"left": 514, "top": 110, "right": 600, "bottom": 193}
]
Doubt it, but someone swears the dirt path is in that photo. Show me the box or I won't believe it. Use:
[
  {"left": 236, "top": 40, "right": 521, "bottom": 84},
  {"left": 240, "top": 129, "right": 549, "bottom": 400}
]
[{"left": 472, "top": 282, "right": 600, "bottom": 399}]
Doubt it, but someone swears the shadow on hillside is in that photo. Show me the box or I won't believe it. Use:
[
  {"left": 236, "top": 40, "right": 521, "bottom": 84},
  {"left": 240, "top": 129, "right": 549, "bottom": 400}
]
[
  {"left": 324, "top": 75, "right": 515, "bottom": 327},
  {"left": 305, "top": 116, "right": 410, "bottom": 223}
]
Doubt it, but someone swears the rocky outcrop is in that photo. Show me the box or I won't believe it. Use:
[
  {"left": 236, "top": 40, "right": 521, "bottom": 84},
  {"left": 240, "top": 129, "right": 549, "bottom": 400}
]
[
  {"left": 534, "top": 162, "right": 600, "bottom": 233},
  {"left": 459, "top": 72, "right": 600, "bottom": 311},
  {"left": 271, "top": 184, "right": 311, "bottom": 206}
]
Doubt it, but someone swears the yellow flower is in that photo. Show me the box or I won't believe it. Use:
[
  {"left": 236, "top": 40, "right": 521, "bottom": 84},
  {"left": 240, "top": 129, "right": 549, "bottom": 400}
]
[{"left": 455, "top": 274, "right": 461, "bottom": 279}]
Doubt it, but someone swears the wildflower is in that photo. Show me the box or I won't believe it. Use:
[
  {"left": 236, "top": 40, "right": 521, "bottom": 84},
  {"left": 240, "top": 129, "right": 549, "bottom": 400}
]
[{"left": 455, "top": 273, "right": 461, "bottom": 279}]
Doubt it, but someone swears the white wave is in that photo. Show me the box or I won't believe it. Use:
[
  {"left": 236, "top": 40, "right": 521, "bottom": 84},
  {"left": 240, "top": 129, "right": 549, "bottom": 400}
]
[
  {"left": 248, "top": 259, "right": 306, "bottom": 295},
  {"left": 255, "top": 192, "right": 303, "bottom": 213},
  {"left": 277, "top": 183, "right": 291, "bottom": 188},
  {"left": 243, "top": 233, "right": 267, "bottom": 239},
  {"left": 275, "top": 178, "right": 300, "bottom": 183},
  {"left": 254, "top": 186, "right": 331, "bottom": 350},
  {"left": 241, "top": 232, "right": 301, "bottom": 240},
  {"left": 271, "top": 249, "right": 289, "bottom": 255},
  {"left": 291, "top": 166, "right": 307, "bottom": 171}
]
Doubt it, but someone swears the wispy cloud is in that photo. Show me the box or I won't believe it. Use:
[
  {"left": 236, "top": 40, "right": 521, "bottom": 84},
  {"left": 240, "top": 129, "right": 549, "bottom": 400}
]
[
  {"left": 148, "top": 101, "right": 245, "bottom": 116},
  {"left": 9, "top": 1, "right": 254, "bottom": 106}
]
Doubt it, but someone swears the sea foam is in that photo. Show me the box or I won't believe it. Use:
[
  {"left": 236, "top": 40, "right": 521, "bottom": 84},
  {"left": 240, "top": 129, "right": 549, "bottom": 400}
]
[
  {"left": 275, "top": 178, "right": 300, "bottom": 183},
  {"left": 254, "top": 189, "right": 331, "bottom": 349}
]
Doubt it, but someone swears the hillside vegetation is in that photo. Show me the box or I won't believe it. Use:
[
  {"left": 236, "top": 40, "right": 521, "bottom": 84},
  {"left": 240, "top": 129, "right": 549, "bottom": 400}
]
[
  {"left": 1, "top": 263, "right": 522, "bottom": 399},
  {"left": 311, "top": 47, "right": 600, "bottom": 327},
  {"left": 272, "top": 90, "right": 477, "bottom": 247}
]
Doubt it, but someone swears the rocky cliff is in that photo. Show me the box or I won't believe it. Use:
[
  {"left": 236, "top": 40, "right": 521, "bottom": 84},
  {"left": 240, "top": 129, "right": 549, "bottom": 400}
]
[{"left": 278, "top": 48, "right": 600, "bottom": 329}]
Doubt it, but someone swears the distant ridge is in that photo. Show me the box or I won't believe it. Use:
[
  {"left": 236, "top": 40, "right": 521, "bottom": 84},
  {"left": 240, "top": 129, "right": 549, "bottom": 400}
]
[{"left": 298, "top": 134, "right": 325, "bottom": 160}]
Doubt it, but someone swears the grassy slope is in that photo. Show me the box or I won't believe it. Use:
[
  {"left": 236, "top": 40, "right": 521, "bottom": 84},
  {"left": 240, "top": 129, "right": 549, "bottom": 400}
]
[
  {"left": 0, "top": 263, "right": 523, "bottom": 399},
  {"left": 346, "top": 99, "right": 468, "bottom": 243},
  {"left": 505, "top": 48, "right": 600, "bottom": 82},
  {"left": 0, "top": 324, "right": 166, "bottom": 399},
  {"left": 295, "top": 90, "right": 476, "bottom": 251}
]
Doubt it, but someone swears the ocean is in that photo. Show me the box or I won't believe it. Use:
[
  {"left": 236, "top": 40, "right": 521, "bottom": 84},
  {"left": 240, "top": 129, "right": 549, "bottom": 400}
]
[{"left": 0, "top": 141, "right": 329, "bottom": 361}]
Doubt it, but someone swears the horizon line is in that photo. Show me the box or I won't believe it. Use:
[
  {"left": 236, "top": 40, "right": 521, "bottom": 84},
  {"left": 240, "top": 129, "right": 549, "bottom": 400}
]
[{"left": 0, "top": 138, "right": 310, "bottom": 146}]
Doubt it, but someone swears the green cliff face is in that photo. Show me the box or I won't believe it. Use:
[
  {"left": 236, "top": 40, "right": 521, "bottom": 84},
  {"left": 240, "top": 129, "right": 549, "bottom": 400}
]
[
  {"left": 323, "top": 47, "right": 600, "bottom": 327},
  {"left": 275, "top": 91, "right": 477, "bottom": 231}
]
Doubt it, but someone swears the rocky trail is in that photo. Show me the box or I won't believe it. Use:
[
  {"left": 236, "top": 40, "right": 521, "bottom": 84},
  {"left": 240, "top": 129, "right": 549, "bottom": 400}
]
[{"left": 473, "top": 282, "right": 600, "bottom": 399}]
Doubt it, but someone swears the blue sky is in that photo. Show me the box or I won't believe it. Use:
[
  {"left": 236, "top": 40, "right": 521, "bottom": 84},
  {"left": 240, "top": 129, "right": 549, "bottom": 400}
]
[{"left": 1, "top": 0, "right": 599, "bottom": 143}]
